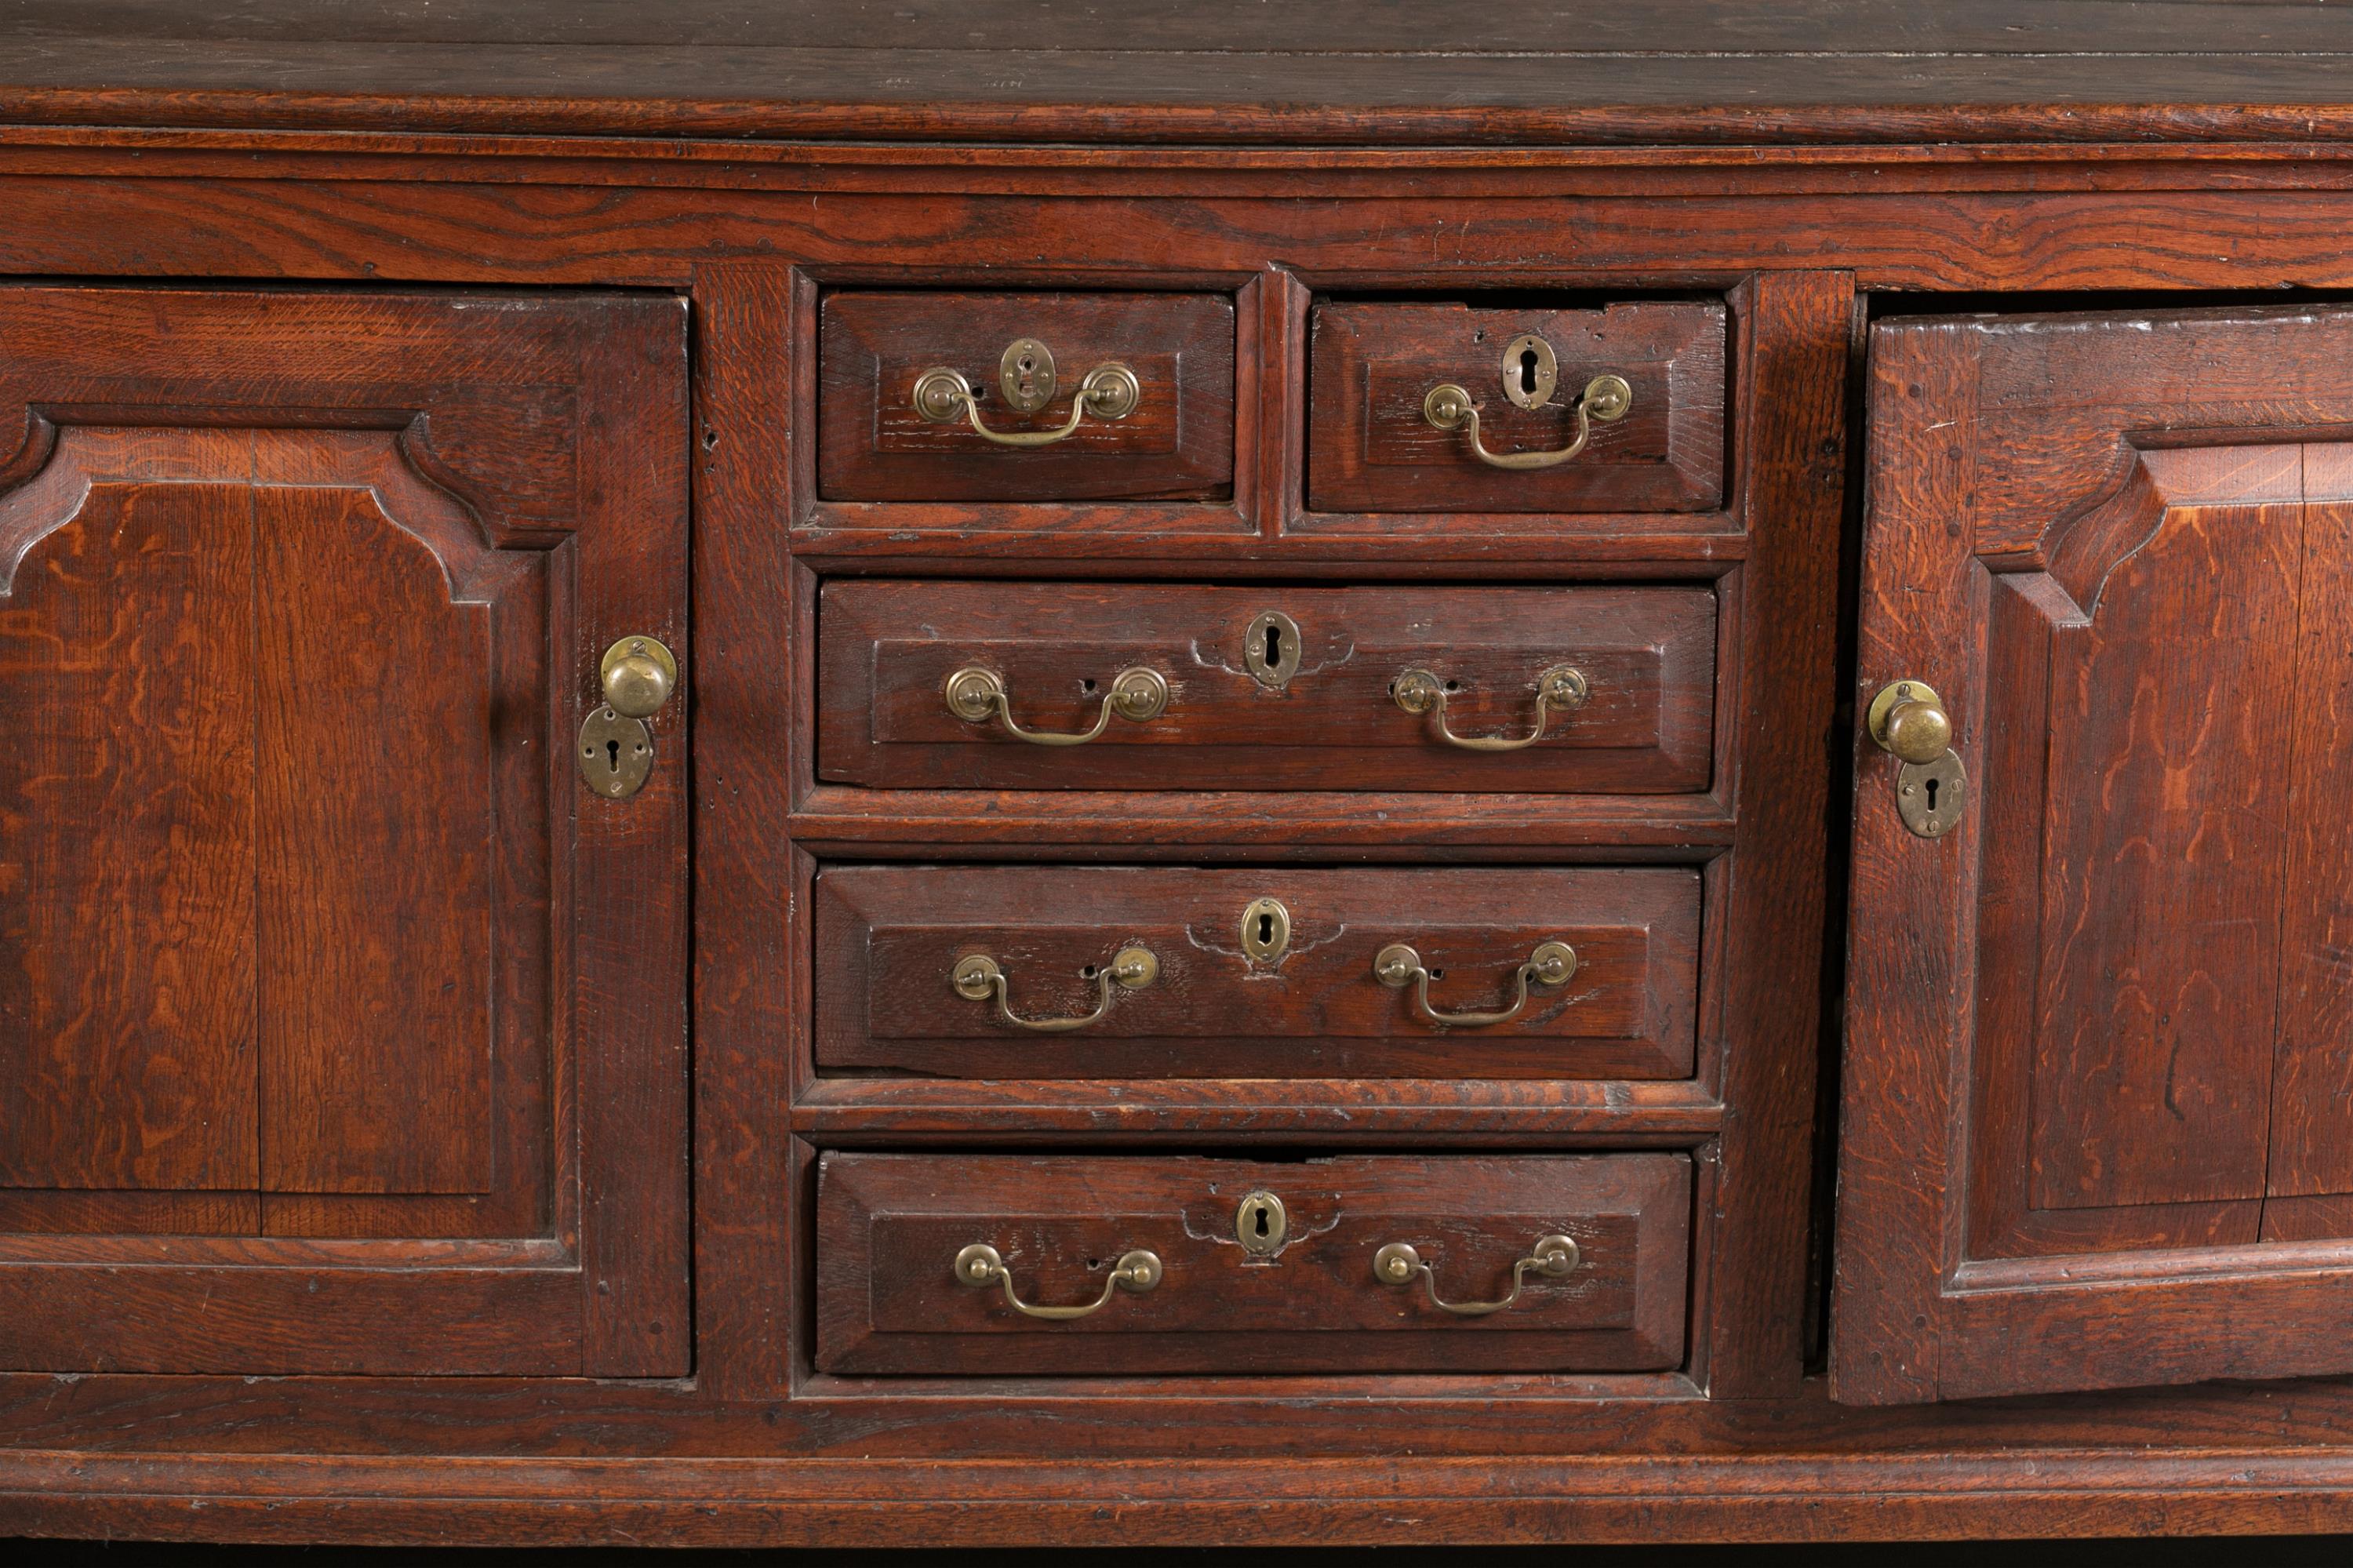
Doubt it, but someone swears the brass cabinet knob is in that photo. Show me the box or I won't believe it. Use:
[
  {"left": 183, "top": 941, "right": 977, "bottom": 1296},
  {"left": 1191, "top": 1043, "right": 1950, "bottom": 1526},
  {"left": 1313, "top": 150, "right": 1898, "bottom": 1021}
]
[
  {"left": 1867, "top": 679, "right": 1951, "bottom": 766},
  {"left": 600, "top": 635, "right": 678, "bottom": 720}
]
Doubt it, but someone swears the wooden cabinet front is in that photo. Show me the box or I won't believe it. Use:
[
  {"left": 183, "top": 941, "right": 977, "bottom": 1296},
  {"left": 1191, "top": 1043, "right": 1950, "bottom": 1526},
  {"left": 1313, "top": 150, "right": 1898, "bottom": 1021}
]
[
  {"left": 814, "top": 864, "right": 1703, "bottom": 1079},
  {"left": 816, "top": 1152, "right": 1691, "bottom": 1376},
  {"left": 1835, "top": 305, "right": 2353, "bottom": 1404},
  {"left": 0, "top": 286, "right": 689, "bottom": 1376}
]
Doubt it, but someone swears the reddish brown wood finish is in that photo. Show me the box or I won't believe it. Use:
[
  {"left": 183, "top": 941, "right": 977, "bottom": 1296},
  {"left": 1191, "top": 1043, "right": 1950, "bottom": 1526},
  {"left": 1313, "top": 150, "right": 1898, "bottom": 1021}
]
[
  {"left": 817, "top": 580, "right": 1716, "bottom": 793},
  {"left": 0, "top": 286, "right": 691, "bottom": 1376},
  {"left": 1307, "top": 300, "right": 1726, "bottom": 515},
  {"left": 813, "top": 864, "right": 1700, "bottom": 1080},
  {"left": 16, "top": 0, "right": 2353, "bottom": 1546},
  {"left": 1835, "top": 306, "right": 2353, "bottom": 1405},
  {"left": 816, "top": 1152, "right": 1689, "bottom": 1374},
  {"left": 818, "top": 290, "right": 1235, "bottom": 502}
]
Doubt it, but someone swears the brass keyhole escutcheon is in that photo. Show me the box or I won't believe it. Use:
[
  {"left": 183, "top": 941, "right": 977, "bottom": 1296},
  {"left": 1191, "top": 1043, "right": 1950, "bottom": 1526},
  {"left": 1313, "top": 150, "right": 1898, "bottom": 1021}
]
[
  {"left": 1235, "top": 1191, "right": 1289, "bottom": 1256},
  {"left": 1239, "top": 896, "right": 1291, "bottom": 964},
  {"left": 998, "top": 337, "right": 1057, "bottom": 413},
  {"left": 1500, "top": 332, "right": 1559, "bottom": 410},
  {"left": 1244, "top": 610, "right": 1302, "bottom": 689}
]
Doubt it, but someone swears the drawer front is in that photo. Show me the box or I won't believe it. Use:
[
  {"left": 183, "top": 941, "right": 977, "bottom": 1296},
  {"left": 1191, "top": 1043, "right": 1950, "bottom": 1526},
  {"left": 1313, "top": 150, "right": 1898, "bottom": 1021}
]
[
  {"left": 816, "top": 1152, "right": 1691, "bottom": 1375},
  {"left": 818, "top": 290, "right": 1235, "bottom": 502},
  {"left": 817, "top": 580, "right": 1717, "bottom": 792},
  {"left": 1308, "top": 300, "right": 1726, "bottom": 514},
  {"left": 814, "top": 864, "right": 1700, "bottom": 1079}
]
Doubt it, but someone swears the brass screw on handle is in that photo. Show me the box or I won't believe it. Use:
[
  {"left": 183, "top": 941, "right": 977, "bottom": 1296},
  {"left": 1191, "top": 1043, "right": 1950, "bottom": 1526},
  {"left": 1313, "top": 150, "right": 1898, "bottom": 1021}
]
[{"left": 1867, "top": 680, "right": 1952, "bottom": 766}]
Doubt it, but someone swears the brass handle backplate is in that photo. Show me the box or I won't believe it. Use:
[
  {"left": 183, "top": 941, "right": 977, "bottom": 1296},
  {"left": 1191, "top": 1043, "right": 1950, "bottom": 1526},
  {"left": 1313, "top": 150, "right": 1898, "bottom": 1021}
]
[
  {"left": 1374, "top": 1233, "right": 1580, "bottom": 1317},
  {"left": 1374, "top": 940, "right": 1577, "bottom": 1028},
  {"left": 955, "top": 1242, "right": 1164, "bottom": 1320},
  {"left": 952, "top": 945, "right": 1160, "bottom": 1032},
  {"left": 912, "top": 341, "right": 1141, "bottom": 448},
  {"left": 579, "top": 635, "right": 678, "bottom": 801},
  {"left": 1422, "top": 371, "right": 1632, "bottom": 471},
  {"left": 1393, "top": 664, "right": 1588, "bottom": 751},
  {"left": 944, "top": 664, "right": 1170, "bottom": 746},
  {"left": 1867, "top": 679, "right": 1967, "bottom": 839}
]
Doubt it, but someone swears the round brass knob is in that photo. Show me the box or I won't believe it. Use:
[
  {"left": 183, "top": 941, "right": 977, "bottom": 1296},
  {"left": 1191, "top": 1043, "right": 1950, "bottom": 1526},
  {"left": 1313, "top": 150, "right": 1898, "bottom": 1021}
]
[
  {"left": 600, "top": 635, "right": 678, "bottom": 720},
  {"left": 1867, "top": 679, "right": 1951, "bottom": 766}
]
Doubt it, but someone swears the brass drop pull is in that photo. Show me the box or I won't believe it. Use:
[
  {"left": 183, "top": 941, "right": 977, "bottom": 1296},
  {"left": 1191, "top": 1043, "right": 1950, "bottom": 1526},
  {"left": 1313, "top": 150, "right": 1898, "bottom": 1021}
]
[
  {"left": 578, "top": 635, "right": 678, "bottom": 801},
  {"left": 952, "top": 945, "right": 1160, "bottom": 1032},
  {"left": 1373, "top": 1233, "right": 1580, "bottom": 1317},
  {"left": 955, "top": 1242, "right": 1164, "bottom": 1320},
  {"left": 1392, "top": 664, "right": 1588, "bottom": 751},
  {"left": 1422, "top": 372, "right": 1632, "bottom": 471},
  {"left": 944, "top": 665, "right": 1171, "bottom": 746},
  {"left": 911, "top": 337, "right": 1142, "bottom": 448},
  {"left": 1374, "top": 940, "right": 1577, "bottom": 1028},
  {"left": 1867, "top": 678, "right": 1968, "bottom": 839}
]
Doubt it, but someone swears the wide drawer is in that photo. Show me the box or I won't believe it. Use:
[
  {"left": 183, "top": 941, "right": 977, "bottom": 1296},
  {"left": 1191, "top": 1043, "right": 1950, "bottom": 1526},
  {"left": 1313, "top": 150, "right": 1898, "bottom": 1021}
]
[
  {"left": 816, "top": 580, "right": 1718, "bottom": 792},
  {"left": 815, "top": 1152, "right": 1691, "bottom": 1375},
  {"left": 814, "top": 864, "right": 1701, "bottom": 1079},
  {"left": 818, "top": 290, "right": 1235, "bottom": 502},
  {"left": 1308, "top": 300, "right": 1726, "bottom": 515}
]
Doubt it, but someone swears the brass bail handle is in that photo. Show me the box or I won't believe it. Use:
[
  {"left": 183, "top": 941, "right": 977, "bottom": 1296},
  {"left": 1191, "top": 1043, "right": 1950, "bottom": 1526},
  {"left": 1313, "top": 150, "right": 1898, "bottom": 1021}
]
[
  {"left": 1422, "top": 372, "right": 1633, "bottom": 471},
  {"left": 911, "top": 334, "right": 1143, "bottom": 449},
  {"left": 952, "top": 944, "right": 1161, "bottom": 1032},
  {"left": 944, "top": 664, "right": 1171, "bottom": 747},
  {"left": 955, "top": 1242, "right": 1165, "bottom": 1321},
  {"left": 1373, "top": 1233, "right": 1581, "bottom": 1317},
  {"left": 1374, "top": 940, "right": 1578, "bottom": 1028},
  {"left": 1393, "top": 663, "right": 1588, "bottom": 751}
]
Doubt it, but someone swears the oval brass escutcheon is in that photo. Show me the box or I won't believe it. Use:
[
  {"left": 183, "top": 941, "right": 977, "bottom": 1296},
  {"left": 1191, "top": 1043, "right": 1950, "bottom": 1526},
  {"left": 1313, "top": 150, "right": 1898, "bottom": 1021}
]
[
  {"left": 1243, "top": 610, "right": 1302, "bottom": 689},
  {"left": 1239, "top": 896, "right": 1291, "bottom": 964},
  {"left": 1500, "top": 332, "right": 1559, "bottom": 409},
  {"left": 1235, "top": 1190, "right": 1289, "bottom": 1255},
  {"left": 1897, "top": 749, "right": 1968, "bottom": 839},
  {"left": 998, "top": 336, "right": 1057, "bottom": 413},
  {"left": 578, "top": 705, "right": 655, "bottom": 800}
]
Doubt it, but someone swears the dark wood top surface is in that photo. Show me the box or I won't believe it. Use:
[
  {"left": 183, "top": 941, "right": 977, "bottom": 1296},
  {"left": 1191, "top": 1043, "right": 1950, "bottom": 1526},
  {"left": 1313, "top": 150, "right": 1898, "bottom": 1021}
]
[{"left": 4, "top": 0, "right": 2353, "bottom": 145}]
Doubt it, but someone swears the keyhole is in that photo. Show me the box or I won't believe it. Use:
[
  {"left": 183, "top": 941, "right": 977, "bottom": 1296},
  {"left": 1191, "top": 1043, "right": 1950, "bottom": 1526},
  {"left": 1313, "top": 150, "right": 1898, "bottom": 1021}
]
[
  {"left": 1519, "top": 346, "right": 1540, "bottom": 396},
  {"left": 1252, "top": 1206, "right": 1271, "bottom": 1239},
  {"left": 1257, "top": 911, "right": 1276, "bottom": 947},
  {"left": 1924, "top": 776, "right": 1940, "bottom": 813},
  {"left": 1264, "top": 620, "right": 1285, "bottom": 670},
  {"left": 606, "top": 737, "right": 622, "bottom": 775}
]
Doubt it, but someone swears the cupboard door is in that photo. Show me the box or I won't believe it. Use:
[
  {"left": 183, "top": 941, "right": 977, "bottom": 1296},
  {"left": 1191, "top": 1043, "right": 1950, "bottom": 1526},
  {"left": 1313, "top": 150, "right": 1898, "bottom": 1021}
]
[
  {"left": 0, "top": 287, "right": 688, "bottom": 1376},
  {"left": 1835, "top": 305, "right": 2353, "bottom": 1403}
]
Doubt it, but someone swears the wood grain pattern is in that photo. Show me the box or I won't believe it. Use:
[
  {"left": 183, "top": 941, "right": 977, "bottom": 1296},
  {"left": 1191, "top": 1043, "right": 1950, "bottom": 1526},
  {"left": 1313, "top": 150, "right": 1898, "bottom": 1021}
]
[
  {"left": 1307, "top": 300, "right": 1725, "bottom": 515},
  {"left": 817, "top": 580, "right": 1716, "bottom": 793},
  {"left": 0, "top": 286, "right": 689, "bottom": 1379},
  {"left": 818, "top": 290, "right": 1234, "bottom": 503},
  {"left": 0, "top": 478, "right": 257, "bottom": 1192},
  {"left": 816, "top": 1152, "right": 1689, "bottom": 1375},
  {"left": 814, "top": 864, "right": 1700, "bottom": 1080},
  {"left": 1837, "top": 307, "right": 2353, "bottom": 1405}
]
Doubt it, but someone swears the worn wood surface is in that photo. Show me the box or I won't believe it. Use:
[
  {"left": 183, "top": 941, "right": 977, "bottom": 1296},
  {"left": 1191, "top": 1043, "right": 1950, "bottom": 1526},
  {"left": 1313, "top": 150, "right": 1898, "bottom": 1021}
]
[
  {"left": 818, "top": 580, "right": 1717, "bottom": 792},
  {"left": 1307, "top": 300, "right": 1725, "bottom": 515},
  {"left": 0, "top": 286, "right": 690, "bottom": 1377},
  {"left": 6, "top": 2, "right": 2353, "bottom": 146},
  {"left": 813, "top": 864, "right": 1700, "bottom": 1080},
  {"left": 819, "top": 289, "right": 1234, "bottom": 503},
  {"left": 1836, "top": 305, "right": 2353, "bottom": 1405},
  {"left": 816, "top": 1152, "right": 1689, "bottom": 1374}
]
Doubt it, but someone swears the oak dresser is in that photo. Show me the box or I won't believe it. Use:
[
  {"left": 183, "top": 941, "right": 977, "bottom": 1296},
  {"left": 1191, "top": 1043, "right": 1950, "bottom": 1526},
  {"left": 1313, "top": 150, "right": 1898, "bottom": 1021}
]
[{"left": 5, "top": 0, "right": 2353, "bottom": 1547}]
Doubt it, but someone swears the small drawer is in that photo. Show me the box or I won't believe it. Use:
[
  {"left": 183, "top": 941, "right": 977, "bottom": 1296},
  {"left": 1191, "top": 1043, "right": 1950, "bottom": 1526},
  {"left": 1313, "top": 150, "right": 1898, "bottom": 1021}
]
[
  {"left": 813, "top": 864, "right": 1700, "bottom": 1080},
  {"left": 818, "top": 290, "right": 1235, "bottom": 502},
  {"left": 816, "top": 1152, "right": 1690, "bottom": 1375},
  {"left": 816, "top": 580, "right": 1716, "bottom": 792},
  {"left": 1307, "top": 300, "right": 1726, "bottom": 514}
]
